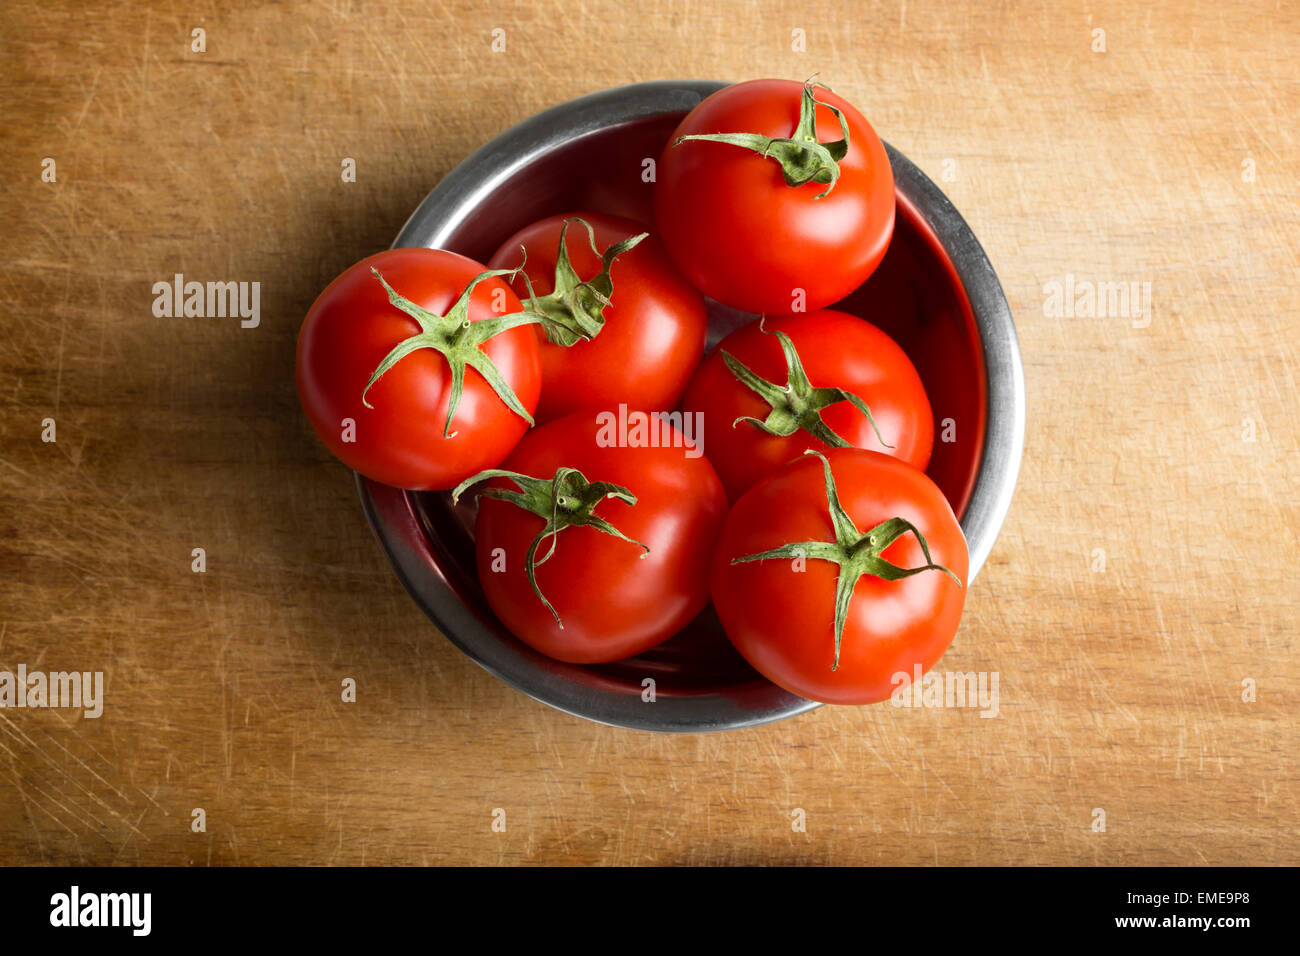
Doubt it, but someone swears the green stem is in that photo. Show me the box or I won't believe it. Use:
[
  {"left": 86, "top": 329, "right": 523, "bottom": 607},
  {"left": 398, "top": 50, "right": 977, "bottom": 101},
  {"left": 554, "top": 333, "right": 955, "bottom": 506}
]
[
  {"left": 452, "top": 466, "right": 650, "bottom": 628},
  {"left": 723, "top": 318, "right": 892, "bottom": 450},
  {"left": 673, "top": 79, "right": 850, "bottom": 199},
  {"left": 363, "top": 265, "right": 549, "bottom": 438},
  {"left": 731, "top": 450, "right": 961, "bottom": 670},
  {"left": 517, "top": 218, "right": 648, "bottom": 347}
]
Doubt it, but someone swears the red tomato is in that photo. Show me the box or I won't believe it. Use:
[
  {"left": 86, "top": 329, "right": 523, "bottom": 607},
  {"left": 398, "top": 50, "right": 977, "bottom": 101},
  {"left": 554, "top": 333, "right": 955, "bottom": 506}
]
[
  {"left": 488, "top": 212, "right": 707, "bottom": 421},
  {"left": 297, "top": 247, "right": 541, "bottom": 490},
  {"left": 711, "top": 449, "right": 968, "bottom": 705},
  {"left": 457, "top": 409, "right": 727, "bottom": 664},
  {"left": 680, "top": 310, "right": 933, "bottom": 501},
  {"left": 655, "top": 79, "right": 895, "bottom": 315}
]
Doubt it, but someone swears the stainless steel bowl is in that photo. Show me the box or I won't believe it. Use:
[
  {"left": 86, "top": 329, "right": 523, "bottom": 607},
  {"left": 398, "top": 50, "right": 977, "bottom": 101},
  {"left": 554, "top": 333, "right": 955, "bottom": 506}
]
[{"left": 358, "top": 80, "right": 1026, "bottom": 732}]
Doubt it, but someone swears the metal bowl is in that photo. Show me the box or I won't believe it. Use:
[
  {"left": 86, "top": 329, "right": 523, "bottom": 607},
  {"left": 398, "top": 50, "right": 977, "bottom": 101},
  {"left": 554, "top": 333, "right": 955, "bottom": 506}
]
[{"left": 358, "top": 80, "right": 1025, "bottom": 733}]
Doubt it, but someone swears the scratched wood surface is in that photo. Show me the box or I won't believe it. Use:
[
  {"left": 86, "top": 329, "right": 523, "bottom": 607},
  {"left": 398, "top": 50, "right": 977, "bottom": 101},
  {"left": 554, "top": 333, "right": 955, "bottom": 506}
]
[{"left": 0, "top": 0, "right": 1296, "bottom": 866}]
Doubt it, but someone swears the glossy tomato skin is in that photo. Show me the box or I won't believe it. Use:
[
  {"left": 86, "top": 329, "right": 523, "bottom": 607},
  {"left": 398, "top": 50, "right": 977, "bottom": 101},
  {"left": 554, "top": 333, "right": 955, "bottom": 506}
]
[
  {"left": 474, "top": 410, "right": 727, "bottom": 664},
  {"left": 681, "top": 310, "right": 933, "bottom": 501},
  {"left": 296, "top": 247, "right": 540, "bottom": 490},
  {"left": 655, "top": 79, "right": 895, "bottom": 315},
  {"left": 488, "top": 212, "right": 707, "bottom": 422},
  {"left": 711, "top": 449, "right": 968, "bottom": 705}
]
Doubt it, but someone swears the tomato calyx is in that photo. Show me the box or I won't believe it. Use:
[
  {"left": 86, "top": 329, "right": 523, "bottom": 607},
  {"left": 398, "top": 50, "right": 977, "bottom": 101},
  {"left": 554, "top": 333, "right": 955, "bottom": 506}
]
[
  {"left": 518, "top": 218, "right": 648, "bottom": 347},
  {"left": 721, "top": 319, "right": 892, "bottom": 450},
  {"left": 452, "top": 466, "right": 650, "bottom": 628},
  {"left": 673, "top": 79, "right": 851, "bottom": 199},
  {"left": 731, "top": 450, "right": 962, "bottom": 670},
  {"left": 362, "top": 265, "right": 547, "bottom": 437}
]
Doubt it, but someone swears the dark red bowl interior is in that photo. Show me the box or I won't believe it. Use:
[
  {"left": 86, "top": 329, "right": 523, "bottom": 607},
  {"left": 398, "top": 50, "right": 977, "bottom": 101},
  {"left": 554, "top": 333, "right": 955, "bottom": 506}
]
[{"left": 406, "top": 113, "right": 986, "bottom": 699}]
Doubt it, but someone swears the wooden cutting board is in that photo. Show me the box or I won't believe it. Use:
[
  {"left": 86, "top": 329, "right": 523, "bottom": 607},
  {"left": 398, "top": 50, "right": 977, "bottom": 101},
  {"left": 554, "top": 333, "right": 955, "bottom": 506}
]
[{"left": 1, "top": 0, "right": 1295, "bottom": 865}]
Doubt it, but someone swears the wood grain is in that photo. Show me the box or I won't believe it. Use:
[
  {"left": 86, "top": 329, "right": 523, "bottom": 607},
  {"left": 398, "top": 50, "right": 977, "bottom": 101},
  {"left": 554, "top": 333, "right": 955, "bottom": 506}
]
[{"left": 0, "top": 0, "right": 1295, "bottom": 865}]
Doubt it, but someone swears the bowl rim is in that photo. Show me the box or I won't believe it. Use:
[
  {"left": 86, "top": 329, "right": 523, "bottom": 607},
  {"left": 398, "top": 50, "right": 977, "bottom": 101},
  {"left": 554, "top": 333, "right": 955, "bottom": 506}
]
[{"left": 358, "top": 79, "right": 1026, "bottom": 733}]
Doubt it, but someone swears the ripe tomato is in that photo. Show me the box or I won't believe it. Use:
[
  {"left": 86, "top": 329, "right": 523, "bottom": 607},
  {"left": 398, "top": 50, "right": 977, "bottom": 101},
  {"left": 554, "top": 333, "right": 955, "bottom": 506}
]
[
  {"left": 296, "top": 247, "right": 542, "bottom": 490},
  {"left": 456, "top": 409, "right": 727, "bottom": 664},
  {"left": 655, "top": 79, "right": 895, "bottom": 315},
  {"left": 488, "top": 212, "right": 707, "bottom": 421},
  {"left": 711, "top": 449, "right": 968, "bottom": 705},
  {"left": 680, "top": 310, "right": 933, "bottom": 501}
]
